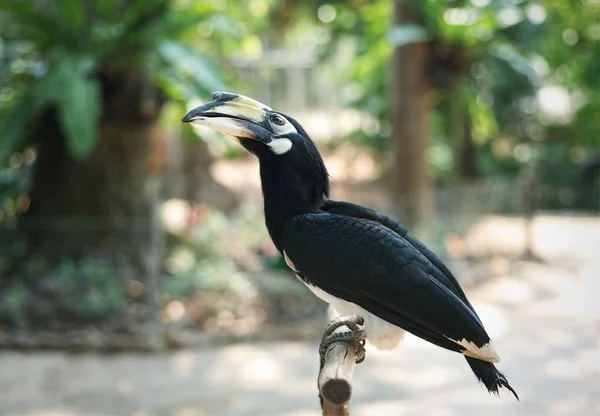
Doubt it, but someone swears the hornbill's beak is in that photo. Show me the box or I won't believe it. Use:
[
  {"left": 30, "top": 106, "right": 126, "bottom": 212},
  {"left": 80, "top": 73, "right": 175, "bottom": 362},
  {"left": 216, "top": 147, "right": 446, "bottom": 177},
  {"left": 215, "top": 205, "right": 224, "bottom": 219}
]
[{"left": 182, "top": 91, "right": 272, "bottom": 142}]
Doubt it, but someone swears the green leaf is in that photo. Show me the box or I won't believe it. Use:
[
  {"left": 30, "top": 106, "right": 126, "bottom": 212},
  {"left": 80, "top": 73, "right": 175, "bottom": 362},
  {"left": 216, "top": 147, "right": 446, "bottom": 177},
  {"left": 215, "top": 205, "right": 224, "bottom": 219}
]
[
  {"left": 57, "top": 74, "right": 101, "bottom": 159},
  {"left": 32, "top": 68, "right": 64, "bottom": 104},
  {"left": 0, "top": 64, "right": 67, "bottom": 165},
  {"left": 29, "top": 56, "right": 102, "bottom": 160}
]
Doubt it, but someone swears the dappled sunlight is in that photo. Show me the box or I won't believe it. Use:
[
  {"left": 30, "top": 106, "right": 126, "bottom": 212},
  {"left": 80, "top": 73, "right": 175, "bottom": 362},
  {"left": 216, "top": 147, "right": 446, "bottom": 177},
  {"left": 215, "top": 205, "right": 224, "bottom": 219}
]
[
  {"left": 322, "top": 147, "right": 379, "bottom": 182},
  {"left": 504, "top": 331, "right": 551, "bottom": 359},
  {"left": 576, "top": 347, "right": 600, "bottom": 376},
  {"left": 549, "top": 395, "right": 596, "bottom": 416},
  {"left": 161, "top": 199, "right": 193, "bottom": 235},
  {"left": 116, "top": 378, "right": 136, "bottom": 395},
  {"left": 207, "top": 344, "right": 313, "bottom": 391},
  {"left": 354, "top": 400, "right": 412, "bottom": 416},
  {"left": 529, "top": 291, "right": 597, "bottom": 323},
  {"left": 293, "top": 109, "right": 371, "bottom": 142},
  {"left": 537, "top": 85, "right": 575, "bottom": 122},
  {"left": 3, "top": 237, "right": 598, "bottom": 415},
  {"left": 536, "top": 327, "right": 578, "bottom": 349},
  {"left": 3, "top": 310, "right": 599, "bottom": 416},
  {"left": 532, "top": 216, "right": 600, "bottom": 262},
  {"left": 172, "top": 350, "right": 197, "bottom": 377},
  {"left": 388, "top": 366, "right": 459, "bottom": 389},
  {"left": 170, "top": 407, "right": 208, "bottom": 416},
  {"left": 466, "top": 216, "right": 528, "bottom": 257},
  {"left": 544, "top": 357, "right": 585, "bottom": 380},
  {"left": 518, "top": 262, "right": 580, "bottom": 295},
  {"left": 211, "top": 139, "right": 380, "bottom": 192},
  {"left": 278, "top": 410, "right": 323, "bottom": 416},
  {"left": 470, "top": 303, "right": 508, "bottom": 339},
  {"left": 239, "top": 353, "right": 285, "bottom": 385},
  {"left": 465, "top": 215, "right": 600, "bottom": 261},
  {"left": 515, "top": 262, "right": 599, "bottom": 322},
  {"left": 211, "top": 159, "right": 262, "bottom": 195},
  {"left": 474, "top": 276, "right": 535, "bottom": 306},
  {"left": 23, "top": 413, "right": 77, "bottom": 416},
  {"left": 166, "top": 300, "right": 186, "bottom": 322},
  {"left": 361, "top": 365, "right": 412, "bottom": 386}
]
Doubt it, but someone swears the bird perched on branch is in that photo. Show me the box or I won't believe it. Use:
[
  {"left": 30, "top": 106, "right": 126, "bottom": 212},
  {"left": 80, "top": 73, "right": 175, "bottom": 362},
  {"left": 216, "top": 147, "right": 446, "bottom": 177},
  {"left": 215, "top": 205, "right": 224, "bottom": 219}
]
[{"left": 183, "top": 92, "right": 518, "bottom": 399}]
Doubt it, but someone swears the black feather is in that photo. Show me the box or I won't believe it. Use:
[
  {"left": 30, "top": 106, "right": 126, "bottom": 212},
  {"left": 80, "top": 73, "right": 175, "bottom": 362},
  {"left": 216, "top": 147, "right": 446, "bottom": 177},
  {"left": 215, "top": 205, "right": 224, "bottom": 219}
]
[
  {"left": 282, "top": 213, "right": 494, "bottom": 349},
  {"left": 466, "top": 357, "right": 519, "bottom": 400}
]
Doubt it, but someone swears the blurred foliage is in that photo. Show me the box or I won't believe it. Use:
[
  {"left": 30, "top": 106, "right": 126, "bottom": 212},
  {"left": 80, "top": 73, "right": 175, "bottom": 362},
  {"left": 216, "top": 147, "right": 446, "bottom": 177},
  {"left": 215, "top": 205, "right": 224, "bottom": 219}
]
[
  {"left": 0, "top": 0, "right": 228, "bottom": 164},
  {"left": 0, "top": 0, "right": 598, "bottom": 333},
  {"left": 318, "top": 0, "right": 599, "bottom": 202},
  {"left": 159, "top": 202, "right": 318, "bottom": 334},
  {"left": 0, "top": 258, "right": 127, "bottom": 328},
  {"left": 163, "top": 204, "right": 262, "bottom": 299},
  {"left": 2, "top": 0, "right": 595, "bottom": 214}
]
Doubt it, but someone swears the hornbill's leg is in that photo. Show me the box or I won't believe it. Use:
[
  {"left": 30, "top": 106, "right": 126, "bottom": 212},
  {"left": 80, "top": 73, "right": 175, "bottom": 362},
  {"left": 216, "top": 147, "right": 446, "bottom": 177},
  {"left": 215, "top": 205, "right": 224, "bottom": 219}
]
[{"left": 319, "top": 315, "right": 366, "bottom": 366}]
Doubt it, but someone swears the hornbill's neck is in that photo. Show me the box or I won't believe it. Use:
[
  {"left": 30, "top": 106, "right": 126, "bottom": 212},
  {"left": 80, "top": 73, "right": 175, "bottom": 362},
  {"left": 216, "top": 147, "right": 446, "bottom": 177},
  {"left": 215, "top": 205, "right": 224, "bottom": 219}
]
[{"left": 257, "top": 149, "right": 329, "bottom": 252}]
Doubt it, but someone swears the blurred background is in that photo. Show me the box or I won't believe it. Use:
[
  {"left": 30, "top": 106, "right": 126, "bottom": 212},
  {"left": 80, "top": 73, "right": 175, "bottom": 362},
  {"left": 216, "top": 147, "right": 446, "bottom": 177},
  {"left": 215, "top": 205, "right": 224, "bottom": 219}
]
[{"left": 0, "top": 0, "right": 598, "bottom": 415}]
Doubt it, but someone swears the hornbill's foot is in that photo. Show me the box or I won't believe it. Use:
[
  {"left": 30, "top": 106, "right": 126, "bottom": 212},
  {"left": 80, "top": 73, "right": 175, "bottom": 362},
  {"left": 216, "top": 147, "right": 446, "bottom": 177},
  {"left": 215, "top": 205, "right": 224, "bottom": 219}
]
[{"left": 319, "top": 315, "right": 366, "bottom": 364}]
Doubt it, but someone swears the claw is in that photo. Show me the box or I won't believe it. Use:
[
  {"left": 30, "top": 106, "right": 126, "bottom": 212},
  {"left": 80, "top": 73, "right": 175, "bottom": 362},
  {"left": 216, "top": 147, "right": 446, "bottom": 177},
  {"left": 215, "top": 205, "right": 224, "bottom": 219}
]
[
  {"left": 322, "top": 315, "right": 363, "bottom": 336},
  {"left": 354, "top": 338, "right": 366, "bottom": 363},
  {"left": 319, "top": 315, "right": 366, "bottom": 365}
]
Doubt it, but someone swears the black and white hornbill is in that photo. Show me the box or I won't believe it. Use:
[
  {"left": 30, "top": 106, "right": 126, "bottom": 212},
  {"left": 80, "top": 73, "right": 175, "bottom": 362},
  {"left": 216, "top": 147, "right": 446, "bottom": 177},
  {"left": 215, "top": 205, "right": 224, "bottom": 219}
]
[{"left": 183, "top": 92, "right": 518, "bottom": 399}]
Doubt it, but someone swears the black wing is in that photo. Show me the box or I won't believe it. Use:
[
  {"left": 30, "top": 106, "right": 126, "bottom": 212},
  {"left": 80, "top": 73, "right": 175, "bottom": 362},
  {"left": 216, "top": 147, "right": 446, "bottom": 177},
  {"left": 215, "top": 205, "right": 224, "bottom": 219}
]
[
  {"left": 322, "top": 200, "right": 477, "bottom": 313},
  {"left": 282, "top": 212, "right": 494, "bottom": 356}
]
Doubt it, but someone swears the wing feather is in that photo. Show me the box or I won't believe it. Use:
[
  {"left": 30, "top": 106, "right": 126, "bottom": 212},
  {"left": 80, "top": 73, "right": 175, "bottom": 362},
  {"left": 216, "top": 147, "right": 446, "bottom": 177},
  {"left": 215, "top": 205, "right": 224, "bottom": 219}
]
[
  {"left": 322, "top": 200, "right": 478, "bottom": 315},
  {"left": 282, "top": 212, "right": 495, "bottom": 359}
]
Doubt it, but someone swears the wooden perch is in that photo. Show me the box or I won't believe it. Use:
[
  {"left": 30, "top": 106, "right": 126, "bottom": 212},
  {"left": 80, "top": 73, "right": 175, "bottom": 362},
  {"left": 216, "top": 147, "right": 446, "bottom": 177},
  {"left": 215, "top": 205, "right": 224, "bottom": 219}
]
[{"left": 318, "top": 327, "right": 360, "bottom": 416}]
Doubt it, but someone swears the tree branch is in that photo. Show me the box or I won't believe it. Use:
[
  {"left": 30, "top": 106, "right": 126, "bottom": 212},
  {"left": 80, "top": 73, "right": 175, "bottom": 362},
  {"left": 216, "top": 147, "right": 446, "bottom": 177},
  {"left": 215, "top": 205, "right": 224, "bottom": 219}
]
[{"left": 318, "top": 327, "right": 359, "bottom": 416}]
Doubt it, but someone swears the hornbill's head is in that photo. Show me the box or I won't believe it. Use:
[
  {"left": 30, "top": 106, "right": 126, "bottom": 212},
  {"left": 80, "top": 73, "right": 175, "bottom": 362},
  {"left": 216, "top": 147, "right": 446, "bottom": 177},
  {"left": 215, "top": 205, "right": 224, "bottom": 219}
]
[
  {"left": 183, "top": 92, "right": 309, "bottom": 156},
  {"left": 182, "top": 92, "right": 329, "bottom": 211}
]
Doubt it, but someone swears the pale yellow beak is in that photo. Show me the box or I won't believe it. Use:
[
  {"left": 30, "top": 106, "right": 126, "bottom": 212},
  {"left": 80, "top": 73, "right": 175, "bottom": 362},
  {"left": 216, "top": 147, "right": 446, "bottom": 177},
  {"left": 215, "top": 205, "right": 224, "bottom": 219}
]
[{"left": 182, "top": 92, "right": 272, "bottom": 140}]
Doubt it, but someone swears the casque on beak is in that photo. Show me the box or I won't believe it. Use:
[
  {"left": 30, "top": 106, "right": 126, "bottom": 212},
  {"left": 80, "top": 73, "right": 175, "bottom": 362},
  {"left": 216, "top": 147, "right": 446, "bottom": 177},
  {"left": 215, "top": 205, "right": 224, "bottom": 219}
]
[{"left": 182, "top": 92, "right": 273, "bottom": 142}]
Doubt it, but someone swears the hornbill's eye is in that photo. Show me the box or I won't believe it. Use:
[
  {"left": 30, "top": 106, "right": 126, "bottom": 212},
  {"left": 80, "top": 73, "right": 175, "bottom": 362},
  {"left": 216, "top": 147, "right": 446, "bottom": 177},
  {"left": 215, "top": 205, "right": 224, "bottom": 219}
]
[{"left": 270, "top": 114, "right": 285, "bottom": 126}]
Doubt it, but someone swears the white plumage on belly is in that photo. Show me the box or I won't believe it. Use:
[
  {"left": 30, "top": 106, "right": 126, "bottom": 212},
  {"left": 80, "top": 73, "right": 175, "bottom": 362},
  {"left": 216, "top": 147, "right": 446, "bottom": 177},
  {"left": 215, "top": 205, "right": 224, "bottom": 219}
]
[{"left": 303, "top": 278, "right": 405, "bottom": 351}]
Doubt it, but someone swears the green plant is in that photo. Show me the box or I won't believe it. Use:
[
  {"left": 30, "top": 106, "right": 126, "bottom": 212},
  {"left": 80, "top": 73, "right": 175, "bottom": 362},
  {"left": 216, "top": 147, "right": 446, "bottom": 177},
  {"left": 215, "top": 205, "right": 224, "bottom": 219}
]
[
  {"left": 52, "top": 259, "right": 128, "bottom": 320},
  {"left": 0, "top": 258, "right": 128, "bottom": 327},
  {"left": 0, "top": 0, "right": 224, "bottom": 164},
  {"left": 321, "top": 0, "right": 599, "bottom": 195}
]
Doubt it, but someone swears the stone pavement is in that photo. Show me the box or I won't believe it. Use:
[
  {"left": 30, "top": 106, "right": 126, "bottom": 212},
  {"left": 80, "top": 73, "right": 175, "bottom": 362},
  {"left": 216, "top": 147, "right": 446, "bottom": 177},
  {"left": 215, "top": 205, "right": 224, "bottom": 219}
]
[{"left": 1, "top": 257, "right": 598, "bottom": 416}]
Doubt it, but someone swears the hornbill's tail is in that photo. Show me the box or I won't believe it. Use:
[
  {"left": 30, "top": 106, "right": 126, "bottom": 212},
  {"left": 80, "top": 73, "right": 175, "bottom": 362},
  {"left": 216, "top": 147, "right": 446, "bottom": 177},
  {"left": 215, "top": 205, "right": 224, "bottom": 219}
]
[{"left": 466, "top": 357, "right": 519, "bottom": 400}]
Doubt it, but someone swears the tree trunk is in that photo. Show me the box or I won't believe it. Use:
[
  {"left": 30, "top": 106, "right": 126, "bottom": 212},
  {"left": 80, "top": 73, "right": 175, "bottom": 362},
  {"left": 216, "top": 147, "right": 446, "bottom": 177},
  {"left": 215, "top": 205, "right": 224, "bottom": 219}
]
[
  {"left": 22, "top": 68, "right": 163, "bottom": 276},
  {"left": 389, "top": 0, "right": 433, "bottom": 229}
]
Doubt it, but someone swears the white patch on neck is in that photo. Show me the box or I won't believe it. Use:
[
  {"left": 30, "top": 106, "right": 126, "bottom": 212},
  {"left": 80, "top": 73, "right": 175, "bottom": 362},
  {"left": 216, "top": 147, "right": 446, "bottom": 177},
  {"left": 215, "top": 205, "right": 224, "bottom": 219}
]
[{"left": 268, "top": 137, "right": 293, "bottom": 154}]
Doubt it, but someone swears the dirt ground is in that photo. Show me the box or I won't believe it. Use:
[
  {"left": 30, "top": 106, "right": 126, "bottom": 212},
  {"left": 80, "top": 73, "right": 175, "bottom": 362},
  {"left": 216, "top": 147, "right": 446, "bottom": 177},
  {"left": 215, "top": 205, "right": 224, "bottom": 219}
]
[{"left": 1, "top": 216, "right": 599, "bottom": 416}]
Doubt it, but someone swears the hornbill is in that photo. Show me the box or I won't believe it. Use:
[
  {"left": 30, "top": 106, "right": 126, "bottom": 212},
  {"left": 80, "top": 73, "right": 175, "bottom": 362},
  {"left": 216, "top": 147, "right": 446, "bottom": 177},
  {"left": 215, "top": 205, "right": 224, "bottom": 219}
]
[{"left": 182, "top": 92, "right": 518, "bottom": 399}]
